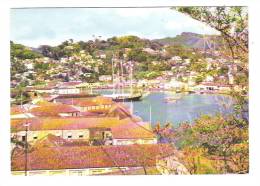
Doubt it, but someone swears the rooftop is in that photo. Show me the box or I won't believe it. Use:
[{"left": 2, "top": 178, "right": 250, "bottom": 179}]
[
  {"left": 29, "top": 103, "right": 80, "bottom": 117},
  {"left": 11, "top": 106, "right": 26, "bottom": 115},
  {"left": 56, "top": 96, "right": 113, "bottom": 107},
  {"left": 12, "top": 144, "right": 178, "bottom": 171},
  {"left": 11, "top": 117, "right": 120, "bottom": 132},
  {"left": 11, "top": 116, "right": 156, "bottom": 139}
]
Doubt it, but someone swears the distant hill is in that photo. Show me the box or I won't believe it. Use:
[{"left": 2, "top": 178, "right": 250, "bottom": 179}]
[{"left": 154, "top": 32, "right": 222, "bottom": 49}]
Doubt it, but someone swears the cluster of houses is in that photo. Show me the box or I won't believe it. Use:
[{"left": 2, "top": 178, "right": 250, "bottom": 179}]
[
  {"left": 11, "top": 40, "right": 247, "bottom": 101},
  {"left": 11, "top": 88, "right": 190, "bottom": 175}
]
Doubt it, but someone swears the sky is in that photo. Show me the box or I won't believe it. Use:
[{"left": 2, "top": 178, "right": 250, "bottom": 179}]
[{"left": 10, "top": 8, "right": 220, "bottom": 47}]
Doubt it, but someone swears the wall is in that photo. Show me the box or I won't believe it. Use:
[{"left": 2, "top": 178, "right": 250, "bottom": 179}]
[
  {"left": 56, "top": 88, "right": 80, "bottom": 95},
  {"left": 112, "top": 138, "right": 157, "bottom": 145},
  {"left": 13, "top": 129, "right": 90, "bottom": 144},
  {"left": 12, "top": 167, "right": 131, "bottom": 176}
]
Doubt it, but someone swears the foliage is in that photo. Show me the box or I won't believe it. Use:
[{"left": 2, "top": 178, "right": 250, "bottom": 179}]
[
  {"left": 181, "top": 147, "right": 219, "bottom": 174},
  {"left": 34, "top": 62, "right": 50, "bottom": 71},
  {"left": 166, "top": 45, "right": 193, "bottom": 59},
  {"left": 11, "top": 58, "right": 27, "bottom": 79},
  {"left": 11, "top": 41, "right": 43, "bottom": 59},
  {"left": 135, "top": 71, "right": 162, "bottom": 80},
  {"left": 173, "top": 114, "right": 249, "bottom": 174}
]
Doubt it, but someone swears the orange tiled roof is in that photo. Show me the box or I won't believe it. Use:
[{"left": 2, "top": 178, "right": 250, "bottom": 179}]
[
  {"left": 11, "top": 106, "right": 26, "bottom": 115},
  {"left": 12, "top": 144, "right": 178, "bottom": 171},
  {"left": 57, "top": 96, "right": 113, "bottom": 107},
  {"left": 11, "top": 117, "right": 120, "bottom": 132},
  {"left": 29, "top": 103, "right": 79, "bottom": 117},
  {"left": 11, "top": 117, "right": 156, "bottom": 139},
  {"left": 113, "top": 118, "right": 156, "bottom": 139},
  {"left": 33, "top": 134, "right": 90, "bottom": 149},
  {"left": 106, "top": 103, "right": 132, "bottom": 119}
]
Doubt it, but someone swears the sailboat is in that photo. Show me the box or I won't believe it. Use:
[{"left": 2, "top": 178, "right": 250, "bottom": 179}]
[{"left": 104, "top": 57, "right": 142, "bottom": 102}]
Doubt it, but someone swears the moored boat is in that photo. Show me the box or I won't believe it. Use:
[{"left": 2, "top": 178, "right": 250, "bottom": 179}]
[{"left": 105, "top": 93, "right": 142, "bottom": 102}]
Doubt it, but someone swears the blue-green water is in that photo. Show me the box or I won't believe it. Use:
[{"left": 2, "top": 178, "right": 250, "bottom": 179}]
[{"left": 94, "top": 90, "right": 234, "bottom": 127}]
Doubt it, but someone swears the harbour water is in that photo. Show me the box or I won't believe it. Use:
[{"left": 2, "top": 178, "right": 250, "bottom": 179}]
[{"left": 94, "top": 89, "right": 234, "bottom": 128}]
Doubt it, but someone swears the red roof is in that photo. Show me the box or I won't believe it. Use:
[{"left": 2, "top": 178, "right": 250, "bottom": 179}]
[
  {"left": 29, "top": 103, "right": 80, "bottom": 117},
  {"left": 106, "top": 103, "right": 132, "bottom": 119},
  {"left": 11, "top": 117, "right": 120, "bottom": 132},
  {"left": 12, "top": 144, "right": 178, "bottom": 171},
  {"left": 11, "top": 117, "right": 156, "bottom": 139},
  {"left": 11, "top": 106, "right": 26, "bottom": 115},
  {"left": 113, "top": 118, "right": 156, "bottom": 139},
  {"left": 33, "top": 134, "right": 90, "bottom": 149},
  {"left": 56, "top": 96, "right": 113, "bottom": 107}
]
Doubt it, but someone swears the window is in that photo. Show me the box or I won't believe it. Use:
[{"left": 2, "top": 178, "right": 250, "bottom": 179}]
[
  {"left": 69, "top": 170, "right": 84, "bottom": 176},
  {"left": 22, "top": 136, "right": 26, "bottom": 141},
  {"left": 33, "top": 136, "right": 38, "bottom": 140},
  {"left": 79, "top": 134, "right": 84, "bottom": 138},
  {"left": 67, "top": 135, "right": 72, "bottom": 139},
  {"left": 91, "top": 169, "right": 106, "bottom": 174}
]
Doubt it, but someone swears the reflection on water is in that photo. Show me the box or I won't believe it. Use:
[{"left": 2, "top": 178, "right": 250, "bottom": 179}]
[{"left": 94, "top": 89, "right": 234, "bottom": 127}]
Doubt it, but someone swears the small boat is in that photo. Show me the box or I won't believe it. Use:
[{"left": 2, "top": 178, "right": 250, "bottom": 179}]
[
  {"left": 164, "top": 97, "right": 177, "bottom": 103},
  {"left": 164, "top": 95, "right": 183, "bottom": 103}
]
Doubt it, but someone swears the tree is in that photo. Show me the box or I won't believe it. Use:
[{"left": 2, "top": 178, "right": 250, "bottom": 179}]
[
  {"left": 175, "top": 114, "right": 249, "bottom": 174},
  {"left": 11, "top": 41, "right": 43, "bottom": 59},
  {"left": 181, "top": 147, "right": 219, "bottom": 174}
]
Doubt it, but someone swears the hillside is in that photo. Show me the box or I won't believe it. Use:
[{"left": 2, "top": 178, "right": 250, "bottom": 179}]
[{"left": 154, "top": 32, "right": 222, "bottom": 49}]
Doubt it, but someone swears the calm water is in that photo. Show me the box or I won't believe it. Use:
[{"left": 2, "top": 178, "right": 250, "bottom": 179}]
[{"left": 94, "top": 89, "right": 234, "bottom": 127}]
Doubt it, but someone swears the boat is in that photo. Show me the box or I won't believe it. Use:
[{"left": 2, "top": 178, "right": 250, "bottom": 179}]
[
  {"left": 104, "top": 57, "right": 142, "bottom": 102},
  {"left": 164, "top": 95, "right": 183, "bottom": 103},
  {"left": 55, "top": 93, "right": 99, "bottom": 99},
  {"left": 164, "top": 97, "right": 177, "bottom": 103},
  {"left": 105, "top": 93, "right": 142, "bottom": 102}
]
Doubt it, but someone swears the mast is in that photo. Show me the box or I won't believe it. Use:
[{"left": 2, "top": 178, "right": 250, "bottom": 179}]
[
  {"left": 130, "top": 61, "right": 133, "bottom": 95},
  {"left": 112, "top": 55, "right": 115, "bottom": 95},
  {"left": 120, "top": 59, "right": 124, "bottom": 95},
  {"left": 149, "top": 104, "right": 152, "bottom": 125},
  {"left": 130, "top": 100, "right": 133, "bottom": 115}
]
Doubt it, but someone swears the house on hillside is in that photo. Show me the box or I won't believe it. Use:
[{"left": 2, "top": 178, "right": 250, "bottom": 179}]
[
  {"left": 164, "top": 78, "right": 188, "bottom": 91},
  {"left": 99, "top": 75, "right": 112, "bottom": 82},
  {"left": 195, "top": 82, "right": 232, "bottom": 93}
]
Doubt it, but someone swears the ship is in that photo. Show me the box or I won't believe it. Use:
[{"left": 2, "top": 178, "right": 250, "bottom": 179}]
[
  {"left": 106, "top": 93, "right": 142, "bottom": 102},
  {"left": 104, "top": 57, "right": 142, "bottom": 102}
]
